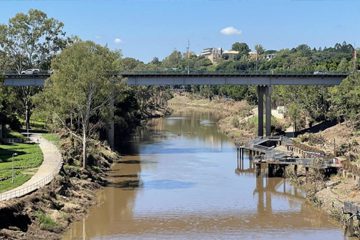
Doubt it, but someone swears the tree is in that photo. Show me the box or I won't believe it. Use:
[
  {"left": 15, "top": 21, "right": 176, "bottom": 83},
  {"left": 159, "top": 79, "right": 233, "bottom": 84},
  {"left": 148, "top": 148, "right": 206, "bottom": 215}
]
[
  {"left": 337, "top": 58, "right": 349, "bottom": 72},
  {"left": 330, "top": 73, "right": 360, "bottom": 128},
  {"left": 231, "top": 42, "right": 250, "bottom": 58},
  {"left": 41, "top": 41, "right": 121, "bottom": 168},
  {"left": 162, "top": 50, "right": 183, "bottom": 69},
  {"left": 151, "top": 57, "right": 161, "bottom": 65},
  {"left": 0, "top": 9, "right": 68, "bottom": 130},
  {"left": 288, "top": 102, "right": 301, "bottom": 132},
  {"left": 255, "top": 44, "right": 265, "bottom": 56}
]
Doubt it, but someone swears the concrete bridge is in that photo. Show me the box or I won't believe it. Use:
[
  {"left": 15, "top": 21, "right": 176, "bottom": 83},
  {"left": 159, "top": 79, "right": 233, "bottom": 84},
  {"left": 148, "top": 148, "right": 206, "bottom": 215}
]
[{"left": 2, "top": 72, "right": 349, "bottom": 140}]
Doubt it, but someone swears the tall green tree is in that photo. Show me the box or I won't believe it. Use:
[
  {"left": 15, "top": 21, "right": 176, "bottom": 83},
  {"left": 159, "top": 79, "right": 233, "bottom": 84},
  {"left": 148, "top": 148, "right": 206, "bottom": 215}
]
[
  {"left": 231, "top": 42, "right": 250, "bottom": 59},
  {"left": 41, "top": 41, "right": 121, "bottom": 168},
  {"left": 162, "top": 50, "right": 183, "bottom": 69},
  {"left": 330, "top": 73, "right": 360, "bottom": 128},
  {"left": 0, "top": 9, "right": 67, "bottom": 130}
]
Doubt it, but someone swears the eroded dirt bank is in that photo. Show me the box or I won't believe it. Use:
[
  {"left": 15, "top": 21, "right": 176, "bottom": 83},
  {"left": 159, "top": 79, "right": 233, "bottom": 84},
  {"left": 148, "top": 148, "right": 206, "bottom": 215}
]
[
  {"left": 0, "top": 135, "right": 120, "bottom": 240},
  {"left": 292, "top": 122, "right": 360, "bottom": 238}
]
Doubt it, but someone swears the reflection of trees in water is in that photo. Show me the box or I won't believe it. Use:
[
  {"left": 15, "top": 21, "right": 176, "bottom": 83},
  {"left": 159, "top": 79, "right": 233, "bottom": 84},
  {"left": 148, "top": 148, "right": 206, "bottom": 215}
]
[
  {"left": 116, "top": 110, "right": 231, "bottom": 155},
  {"left": 152, "top": 110, "right": 229, "bottom": 148}
]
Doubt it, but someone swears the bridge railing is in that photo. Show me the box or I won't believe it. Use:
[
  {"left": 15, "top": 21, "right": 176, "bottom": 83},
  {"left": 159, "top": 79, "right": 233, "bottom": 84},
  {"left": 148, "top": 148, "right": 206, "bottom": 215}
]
[{"left": 119, "top": 70, "right": 350, "bottom": 76}]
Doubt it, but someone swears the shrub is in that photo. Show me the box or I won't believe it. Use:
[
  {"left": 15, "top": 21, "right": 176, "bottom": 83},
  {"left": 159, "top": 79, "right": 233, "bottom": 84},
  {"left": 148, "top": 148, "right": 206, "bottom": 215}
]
[
  {"left": 232, "top": 117, "right": 240, "bottom": 128},
  {"left": 35, "top": 211, "right": 58, "bottom": 231}
]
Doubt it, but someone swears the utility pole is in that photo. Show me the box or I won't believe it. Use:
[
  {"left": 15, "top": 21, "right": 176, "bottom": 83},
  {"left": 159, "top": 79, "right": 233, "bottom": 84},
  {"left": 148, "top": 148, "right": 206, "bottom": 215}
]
[{"left": 186, "top": 40, "right": 190, "bottom": 75}]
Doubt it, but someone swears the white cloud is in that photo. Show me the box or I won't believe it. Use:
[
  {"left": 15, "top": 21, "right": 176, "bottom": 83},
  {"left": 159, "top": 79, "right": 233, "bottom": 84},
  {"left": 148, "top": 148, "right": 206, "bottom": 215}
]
[
  {"left": 114, "top": 38, "right": 122, "bottom": 44},
  {"left": 220, "top": 26, "right": 241, "bottom": 36}
]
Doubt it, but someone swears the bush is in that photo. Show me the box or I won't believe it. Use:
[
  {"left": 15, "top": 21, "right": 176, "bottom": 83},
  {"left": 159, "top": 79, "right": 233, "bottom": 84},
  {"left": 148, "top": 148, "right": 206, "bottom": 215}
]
[
  {"left": 232, "top": 117, "right": 240, "bottom": 128},
  {"left": 35, "top": 211, "right": 58, "bottom": 231}
]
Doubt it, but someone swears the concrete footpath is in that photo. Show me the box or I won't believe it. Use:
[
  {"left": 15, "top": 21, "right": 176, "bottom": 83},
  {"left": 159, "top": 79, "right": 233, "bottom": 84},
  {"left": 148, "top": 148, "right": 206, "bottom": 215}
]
[{"left": 0, "top": 134, "right": 63, "bottom": 201}]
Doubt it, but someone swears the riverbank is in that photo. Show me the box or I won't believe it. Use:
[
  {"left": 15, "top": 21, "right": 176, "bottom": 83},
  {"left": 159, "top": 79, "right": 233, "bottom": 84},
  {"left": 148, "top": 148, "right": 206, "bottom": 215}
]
[
  {"left": 0, "top": 133, "right": 120, "bottom": 240},
  {"left": 168, "top": 93, "right": 256, "bottom": 144},
  {"left": 290, "top": 122, "right": 360, "bottom": 237},
  {"left": 0, "top": 99, "right": 172, "bottom": 240},
  {"left": 170, "top": 93, "right": 359, "bottom": 237}
]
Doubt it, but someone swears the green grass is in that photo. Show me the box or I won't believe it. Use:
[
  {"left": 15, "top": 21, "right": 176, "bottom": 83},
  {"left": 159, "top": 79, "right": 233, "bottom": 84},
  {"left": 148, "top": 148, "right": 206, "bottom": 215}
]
[
  {"left": 4, "top": 131, "right": 26, "bottom": 140},
  {"left": 0, "top": 142, "right": 43, "bottom": 193},
  {"left": 0, "top": 173, "right": 31, "bottom": 192},
  {"left": 18, "top": 118, "right": 46, "bottom": 131},
  {"left": 35, "top": 211, "right": 59, "bottom": 231},
  {"left": 42, "top": 133, "right": 60, "bottom": 147}
]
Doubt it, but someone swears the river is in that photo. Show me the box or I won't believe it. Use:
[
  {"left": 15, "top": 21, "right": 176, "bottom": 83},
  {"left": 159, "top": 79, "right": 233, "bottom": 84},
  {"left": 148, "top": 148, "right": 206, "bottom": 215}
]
[{"left": 63, "top": 110, "right": 344, "bottom": 240}]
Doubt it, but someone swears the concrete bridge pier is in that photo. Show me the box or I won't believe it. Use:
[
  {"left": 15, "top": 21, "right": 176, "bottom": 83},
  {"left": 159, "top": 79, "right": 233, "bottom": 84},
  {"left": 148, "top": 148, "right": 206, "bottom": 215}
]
[
  {"left": 265, "top": 86, "right": 272, "bottom": 137},
  {"left": 257, "top": 85, "right": 272, "bottom": 137},
  {"left": 257, "top": 86, "right": 264, "bottom": 137}
]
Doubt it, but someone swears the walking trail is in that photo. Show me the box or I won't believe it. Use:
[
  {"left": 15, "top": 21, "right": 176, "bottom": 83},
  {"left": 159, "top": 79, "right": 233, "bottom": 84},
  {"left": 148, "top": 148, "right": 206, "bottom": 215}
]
[{"left": 0, "top": 134, "right": 62, "bottom": 201}]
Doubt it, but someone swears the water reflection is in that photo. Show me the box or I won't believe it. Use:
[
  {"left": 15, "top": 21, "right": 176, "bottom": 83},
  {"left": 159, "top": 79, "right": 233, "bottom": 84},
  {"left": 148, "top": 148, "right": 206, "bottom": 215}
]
[{"left": 63, "top": 110, "right": 344, "bottom": 240}]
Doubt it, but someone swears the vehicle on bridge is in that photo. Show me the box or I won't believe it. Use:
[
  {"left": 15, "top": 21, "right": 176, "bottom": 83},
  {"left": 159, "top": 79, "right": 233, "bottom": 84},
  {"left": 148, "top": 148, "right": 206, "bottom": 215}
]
[{"left": 21, "top": 68, "right": 40, "bottom": 75}]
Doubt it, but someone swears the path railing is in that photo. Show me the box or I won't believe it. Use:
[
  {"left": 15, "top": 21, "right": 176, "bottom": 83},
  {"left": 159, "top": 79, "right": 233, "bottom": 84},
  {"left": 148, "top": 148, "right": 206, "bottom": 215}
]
[{"left": 0, "top": 159, "right": 62, "bottom": 201}]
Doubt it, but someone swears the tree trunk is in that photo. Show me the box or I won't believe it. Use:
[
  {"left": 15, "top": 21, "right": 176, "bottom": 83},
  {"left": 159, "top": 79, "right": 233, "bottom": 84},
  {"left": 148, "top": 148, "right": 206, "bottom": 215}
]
[
  {"left": 82, "top": 124, "right": 87, "bottom": 169},
  {"left": 70, "top": 113, "right": 73, "bottom": 130},
  {"left": 25, "top": 102, "right": 31, "bottom": 131}
]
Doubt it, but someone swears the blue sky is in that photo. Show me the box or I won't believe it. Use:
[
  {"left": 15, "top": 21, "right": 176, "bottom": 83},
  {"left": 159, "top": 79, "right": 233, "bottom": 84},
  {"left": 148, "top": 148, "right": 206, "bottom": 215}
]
[{"left": 1, "top": 0, "right": 359, "bottom": 62}]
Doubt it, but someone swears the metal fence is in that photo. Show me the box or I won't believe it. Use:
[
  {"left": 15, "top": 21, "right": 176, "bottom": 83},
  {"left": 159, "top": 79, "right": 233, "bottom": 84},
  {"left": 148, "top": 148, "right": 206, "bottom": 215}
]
[{"left": 0, "top": 159, "right": 63, "bottom": 201}]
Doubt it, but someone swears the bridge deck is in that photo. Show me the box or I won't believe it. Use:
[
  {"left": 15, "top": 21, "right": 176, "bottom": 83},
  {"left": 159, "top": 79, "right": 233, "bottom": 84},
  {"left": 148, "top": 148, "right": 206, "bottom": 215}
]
[
  {"left": 123, "top": 72, "right": 348, "bottom": 86},
  {"left": 2, "top": 72, "right": 349, "bottom": 86}
]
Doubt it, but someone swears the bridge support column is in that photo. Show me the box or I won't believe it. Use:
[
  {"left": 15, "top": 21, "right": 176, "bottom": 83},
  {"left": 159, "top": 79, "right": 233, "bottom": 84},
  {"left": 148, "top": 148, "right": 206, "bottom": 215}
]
[
  {"left": 265, "top": 86, "right": 272, "bottom": 137},
  {"left": 305, "top": 167, "right": 309, "bottom": 183},
  {"left": 257, "top": 86, "right": 265, "bottom": 137},
  {"left": 256, "top": 163, "right": 261, "bottom": 177}
]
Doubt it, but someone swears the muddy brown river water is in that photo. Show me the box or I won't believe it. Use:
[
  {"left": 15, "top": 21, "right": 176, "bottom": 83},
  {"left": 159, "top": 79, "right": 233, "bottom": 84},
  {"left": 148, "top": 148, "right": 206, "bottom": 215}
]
[{"left": 63, "top": 111, "right": 345, "bottom": 240}]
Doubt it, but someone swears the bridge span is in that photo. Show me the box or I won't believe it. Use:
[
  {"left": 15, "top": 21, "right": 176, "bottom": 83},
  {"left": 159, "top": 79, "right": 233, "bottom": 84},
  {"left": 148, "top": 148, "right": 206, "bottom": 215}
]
[
  {"left": 2, "top": 72, "right": 349, "bottom": 138},
  {"left": 122, "top": 72, "right": 348, "bottom": 137}
]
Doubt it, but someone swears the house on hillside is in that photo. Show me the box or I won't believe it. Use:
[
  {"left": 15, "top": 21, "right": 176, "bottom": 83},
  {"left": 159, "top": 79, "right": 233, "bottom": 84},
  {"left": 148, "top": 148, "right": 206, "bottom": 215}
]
[
  {"left": 265, "top": 53, "right": 276, "bottom": 61},
  {"left": 222, "top": 50, "right": 239, "bottom": 60},
  {"left": 200, "top": 48, "right": 223, "bottom": 63}
]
